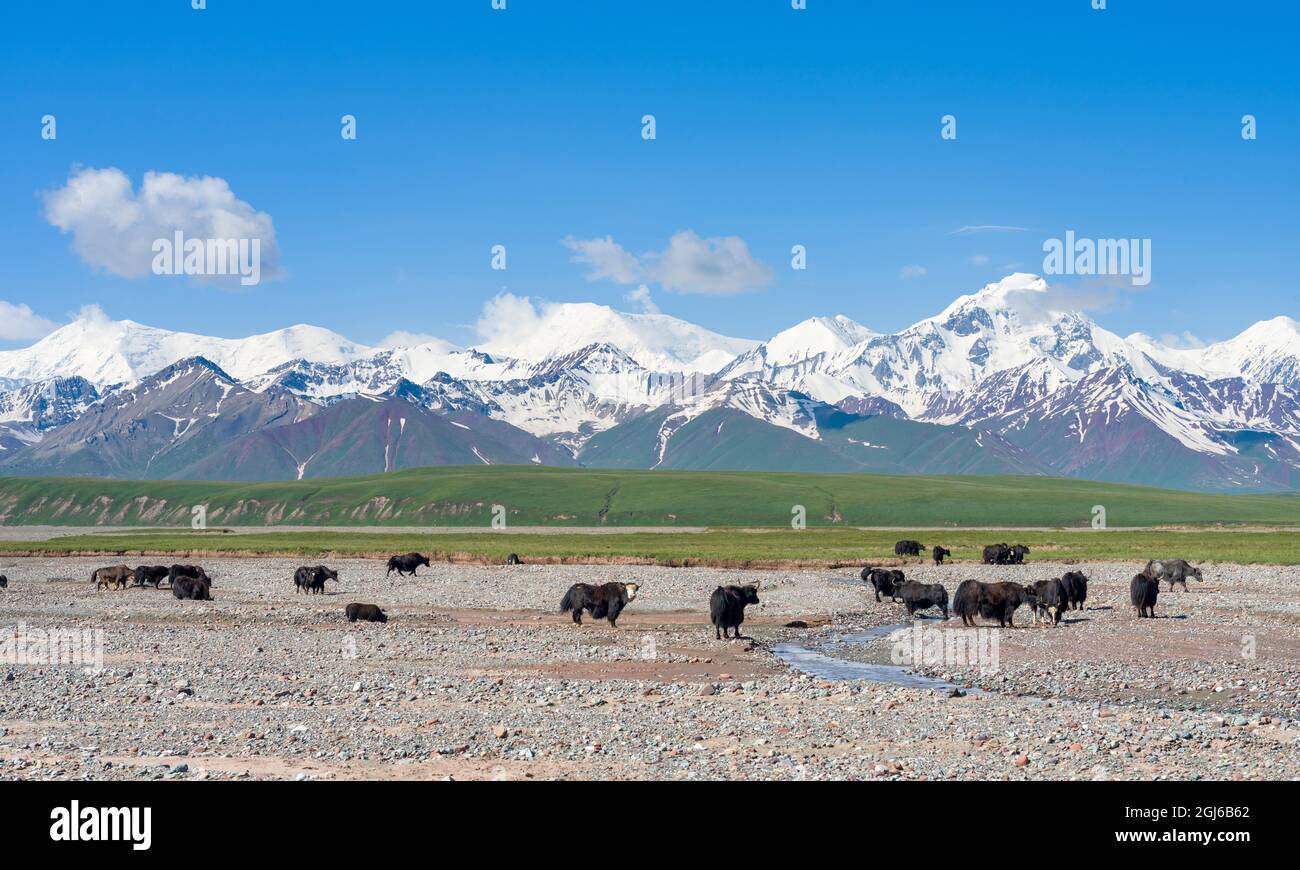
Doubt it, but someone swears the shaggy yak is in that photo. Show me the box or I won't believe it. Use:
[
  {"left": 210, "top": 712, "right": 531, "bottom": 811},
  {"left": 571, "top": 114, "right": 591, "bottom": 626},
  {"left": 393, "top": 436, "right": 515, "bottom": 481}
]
[
  {"left": 1143, "top": 559, "right": 1203, "bottom": 591},
  {"left": 894, "top": 539, "right": 925, "bottom": 557},
  {"left": 346, "top": 603, "right": 388, "bottom": 623},
  {"left": 932, "top": 546, "right": 952, "bottom": 565},
  {"left": 386, "top": 553, "right": 431, "bottom": 577},
  {"left": 894, "top": 581, "right": 949, "bottom": 620},
  {"left": 1029, "top": 578, "right": 1067, "bottom": 626},
  {"left": 559, "top": 582, "right": 640, "bottom": 628},
  {"left": 506, "top": 553, "right": 522, "bottom": 565},
  {"left": 981, "top": 544, "right": 1010, "bottom": 565},
  {"left": 134, "top": 565, "right": 171, "bottom": 588},
  {"left": 1059, "top": 570, "right": 1089, "bottom": 611},
  {"left": 294, "top": 565, "right": 339, "bottom": 594},
  {"left": 1130, "top": 574, "right": 1159, "bottom": 618},
  {"left": 953, "top": 580, "right": 1037, "bottom": 627},
  {"left": 169, "top": 565, "right": 212, "bottom": 588},
  {"left": 862, "top": 567, "right": 905, "bottom": 602},
  {"left": 710, "top": 584, "right": 761, "bottom": 640},
  {"left": 92, "top": 565, "right": 135, "bottom": 591},
  {"left": 172, "top": 576, "right": 212, "bottom": 601},
  {"left": 0, "top": 575, "right": 7, "bottom": 589}
]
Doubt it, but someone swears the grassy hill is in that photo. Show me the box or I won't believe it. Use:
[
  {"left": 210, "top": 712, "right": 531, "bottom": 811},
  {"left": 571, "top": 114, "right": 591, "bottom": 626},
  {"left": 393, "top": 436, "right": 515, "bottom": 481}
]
[{"left": 1, "top": 465, "right": 1297, "bottom": 528}]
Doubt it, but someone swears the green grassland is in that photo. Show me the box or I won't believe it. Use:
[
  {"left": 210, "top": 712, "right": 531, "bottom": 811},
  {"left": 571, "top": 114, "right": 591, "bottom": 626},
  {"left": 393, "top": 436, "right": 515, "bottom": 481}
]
[
  {"left": 3, "top": 527, "right": 1299, "bottom": 566},
  {"left": 1, "top": 466, "right": 1298, "bottom": 528}
]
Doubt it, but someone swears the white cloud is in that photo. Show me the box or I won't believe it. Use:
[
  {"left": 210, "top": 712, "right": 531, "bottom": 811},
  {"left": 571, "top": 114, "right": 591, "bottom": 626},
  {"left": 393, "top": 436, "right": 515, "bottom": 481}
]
[
  {"left": 1158, "top": 330, "right": 1207, "bottom": 349},
  {"left": 624, "top": 284, "right": 660, "bottom": 314},
  {"left": 899, "top": 264, "right": 928, "bottom": 279},
  {"left": 562, "top": 235, "right": 641, "bottom": 284},
  {"left": 0, "top": 301, "right": 57, "bottom": 341},
  {"left": 971, "top": 254, "right": 990, "bottom": 265},
  {"left": 42, "top": 167, "right": 281, "bottom": 284},
  {"left": 379, "top": 330, "right": 443, "bottom": 349},
  {"left": 475, "top": 292, "right": 546, "bottom": 347},
  {"left": 561, "top": 229, "right": 772, "bottom": 295},
  {"left": 949, "top": 225, "right": 1030, "bottom": 235}
]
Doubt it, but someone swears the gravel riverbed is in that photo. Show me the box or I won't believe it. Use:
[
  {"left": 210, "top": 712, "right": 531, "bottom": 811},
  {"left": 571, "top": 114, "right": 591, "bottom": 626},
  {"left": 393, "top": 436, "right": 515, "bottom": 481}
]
[{"left": 1, "top": 556, "right": 1297, "bottom": 780}]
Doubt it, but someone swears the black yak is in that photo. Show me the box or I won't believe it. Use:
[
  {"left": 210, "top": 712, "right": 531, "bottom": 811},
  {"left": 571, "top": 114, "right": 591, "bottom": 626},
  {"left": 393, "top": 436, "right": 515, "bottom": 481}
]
[
  {"left": 169, "top": 565, "right": 211, "bottom": 588},
  {"left": 295, "top": 565, "right": 339, "bottom": 594},
  {"left": 862, "top": 567, "right": 905, "bottom": 602},
  {"left": 133, "top": 565, "right": 171, "bottom": 588},
  {"left": 0, "top": 575, "right": 7, "bottom": 589},
  {"left": 1131, "top": 574, "right": 1159, "bottom": 618},
  {"left": 1009, "top": 544, "right": 1030, "bottom": 564},
  {"left": 894, "top": 581, "right": 948, "bottom": 620},
  {"left": 560, "top": 582, "right": 639, "bottom": 628},
  {"left": 386, "top": 552, "right": 431, "bottom": 577},
  {"left": 92, "top": 565, "right": 135, "bottom": 591},
  {"left": 710, "top": 584, "right": 761, "bottom": 640},
  {"left": 932, "top": 546, "right": 952, "bottom": 565},
  {"left": 1143, "top": 559, "right": 1202, "bottom": 591},
  {"left": 506, "top": 553, "right": 522, "bottom": 565},
  {"left": 346, "top": 603, "right": 388, "bottom": 623},
  {"left": 1030, "top": 578, "right": 1067, "bottom": 626},
  {"left": 172, "top": 576, "right": 212, "bottom": 601},
  {"left": 1059, "top": 570, "right": 1089, "bottom": 611},
  {"left": 894, "top": 539, "right": 924, "bottom": 557},
  {"left": 982, "top": 544, "right": 1010, "bottom": 565},
  {"left": 954, "top": 580, "right": 1036, "bottom": 627}
]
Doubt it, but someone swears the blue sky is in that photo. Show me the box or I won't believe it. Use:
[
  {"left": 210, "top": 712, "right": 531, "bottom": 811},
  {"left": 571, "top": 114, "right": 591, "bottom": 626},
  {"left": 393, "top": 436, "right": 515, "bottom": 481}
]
[{"left": 1, "top": 0, "right": 1295, "bottom": 350}]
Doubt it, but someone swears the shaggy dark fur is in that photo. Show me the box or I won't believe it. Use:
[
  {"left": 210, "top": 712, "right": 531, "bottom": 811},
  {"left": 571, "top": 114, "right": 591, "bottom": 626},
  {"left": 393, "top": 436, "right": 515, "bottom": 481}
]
[
  {"left": 1130, "top": 574, "right": 1159, "bottom": 618},
  {"left": 133, "top": 565, "right": 171, "bottom": 588},
  {"left": 172, "top": 576, "right": 212, "bottom": 601},
  {"left": 295, "top": 565, "right": 339, "bottom": 594},
  {"left": 560, "top": 582, "right": 639, "bottom": 628},
  {"left": 894, "top": 539, "right": 925, "bottom": 557},
  {"left": 1059, "top": 571, "right": 1089, "bottom": 611},
  {"left": 710, "top": 584, "right": 760, "bottom": 640},
  {"left": 894, "top": 581, "right": 949, "bottom": 620},
  {"left": 932, "top": 546, "right": 952, "bottom": 565},
  {"left": 386, "top": 553, "right": 431, "bottom": 577},
  {"left": 346, "top": 603, "right": 388, "bottom": 623},
  {"left": 862, "top": 567, "right": 905, "bottom": 602}
]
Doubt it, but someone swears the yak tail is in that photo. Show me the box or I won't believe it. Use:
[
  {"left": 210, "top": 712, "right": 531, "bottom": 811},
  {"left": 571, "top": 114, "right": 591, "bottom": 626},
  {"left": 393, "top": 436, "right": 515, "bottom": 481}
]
[{"left": 559, "top": 587, "right": 577, "bottom": 614}]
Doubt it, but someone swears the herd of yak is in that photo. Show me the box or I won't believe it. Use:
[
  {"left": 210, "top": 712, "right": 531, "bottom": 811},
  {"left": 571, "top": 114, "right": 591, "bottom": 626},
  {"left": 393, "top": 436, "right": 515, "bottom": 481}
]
[
  {"left": 70, "top": 542, "right": 1203, "bottom": 639},
  {"left": 870, "top": 541, "right": 1204, "bottom": 626}
]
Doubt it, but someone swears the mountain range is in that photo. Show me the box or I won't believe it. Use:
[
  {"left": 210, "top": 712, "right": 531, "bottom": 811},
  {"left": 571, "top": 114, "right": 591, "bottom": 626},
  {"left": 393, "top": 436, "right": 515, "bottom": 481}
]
[{"left": 1, "top": 273, "right": 1298, "bottom": 492}]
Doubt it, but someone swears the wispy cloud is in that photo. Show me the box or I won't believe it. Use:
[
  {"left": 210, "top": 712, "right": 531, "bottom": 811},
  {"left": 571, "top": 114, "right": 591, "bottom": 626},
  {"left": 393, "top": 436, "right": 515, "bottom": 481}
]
[
  {"left": 948, "top": 225, "right": 1031, "bottom": 235},
  {"left": 0, "top": 301, "right": 58, "bottom": 341},
  {"left": 971, "top": 254, "right": 990, "bottom": 265},
  {"left": 899, "top": 264, "right": 928, "bottom": 279},
  {"left": 563, "top": 230, "right": 772, "bottom": 295}
]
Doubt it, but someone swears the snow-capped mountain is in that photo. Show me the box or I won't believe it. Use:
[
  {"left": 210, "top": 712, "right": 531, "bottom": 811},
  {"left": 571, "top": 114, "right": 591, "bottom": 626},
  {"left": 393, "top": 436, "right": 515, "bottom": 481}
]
[
  {"left": 0, "top": 276, "right": 1297, "bottom": 490},
  {"left": 0, "top": 310, "right": 374, "bottom": 386}
]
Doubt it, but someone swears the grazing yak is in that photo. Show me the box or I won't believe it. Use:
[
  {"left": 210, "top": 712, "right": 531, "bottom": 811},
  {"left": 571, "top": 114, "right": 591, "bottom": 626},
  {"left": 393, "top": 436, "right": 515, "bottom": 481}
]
[
  {"left": 1143, "top": 559, "right": 1202, "bottom": 591},
  {"left": 386, "top": 552, "right": 431, "bottom": 578},
  {"left": 894, "top": 581, "right": 949, "bottom": 620},
  {"left": 169, "top": 565, "right": 211, "bottom": 588},
  {"left": 1029, "top": 578, "right": 1067, "bottom": 626},
  {"left": 92, "top": 565, "right": 135, "bottom": 591},
  {"left": 560, "top": 582, "right": 640, "bottom": 628},
  {"left": 932, "top": 546, "right": 952, "bottom": 565},
  {"left": 1131, "top": 573, "right": 1159, "bottom": 618},
  {"left": 346, "top": 603, "right": 388, "bottom": 623},
  {"left": 710, "top": 584, "right": 761, "bottom": 640},
  {"left": 981, "top": 543, "right": 1010, "bottom": 565},
  {"left": 172, "top": 576, "right": 212, "bottom": 601},
  {"left": 506, "top": 553, "right": 522, "bottom": 565},
  {"left": 1009, "top": 545, "right": 1030, "bottom": 564},
  {"left": 862, "top": 567, "right": 905, "bottom": 602},
  {"left": 894, "top": 539, "right": 925, "bottom": 557},
  {"left": 954, "top": 580, "right": 1037, "bottom": 627},
  {"left": 0, "top": 575, "right": 7, "bottom": 589},
  {"left": 134, "top": 565, "right": 171, "bottom": 588},
  {"left": 294, "top": 565, "right": 339, "bottom": 595},
  {"left": 1059, "top": 570, "right": 1089, "bottom": 611}
]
